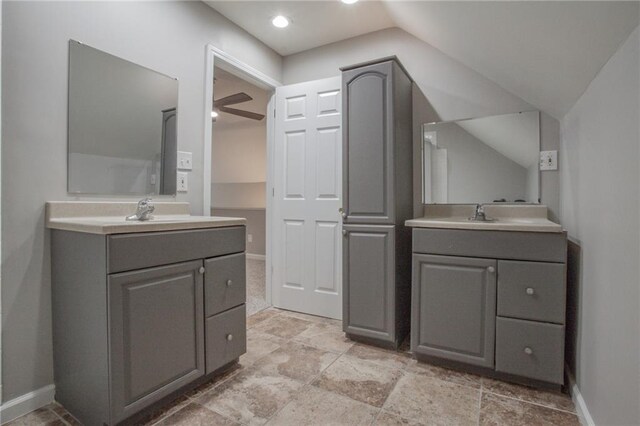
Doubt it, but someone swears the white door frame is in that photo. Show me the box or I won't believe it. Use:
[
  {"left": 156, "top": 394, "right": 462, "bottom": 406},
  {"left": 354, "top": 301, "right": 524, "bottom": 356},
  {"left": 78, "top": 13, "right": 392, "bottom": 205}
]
[{"left": 202, "top": 44, "right": 281, "bottom": 305}]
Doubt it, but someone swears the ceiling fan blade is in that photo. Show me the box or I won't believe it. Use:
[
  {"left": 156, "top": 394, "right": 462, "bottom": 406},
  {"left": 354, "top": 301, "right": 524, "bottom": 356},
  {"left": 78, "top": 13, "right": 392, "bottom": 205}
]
[
  {"left": 214, "top": 92, "right": 252, "bottom": 108},
  {"left": 219, "top": 106, "right": 265, "bottom": 121}
]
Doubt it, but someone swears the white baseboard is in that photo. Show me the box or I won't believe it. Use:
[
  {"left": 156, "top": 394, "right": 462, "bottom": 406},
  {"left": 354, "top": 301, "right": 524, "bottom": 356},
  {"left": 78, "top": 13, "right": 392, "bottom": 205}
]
[
  {"left": 566, "top": 369, "right": 595, "bottom": 426},
  {"left": 0, "top": 384, "right": 55, "bottom": 424},
  {"left": 246, "top": 253, "right": 266, "bottom": 261}
]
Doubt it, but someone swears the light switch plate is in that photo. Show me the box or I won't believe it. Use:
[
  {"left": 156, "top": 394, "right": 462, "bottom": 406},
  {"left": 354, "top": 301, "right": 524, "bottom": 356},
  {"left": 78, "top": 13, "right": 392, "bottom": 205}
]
[
  {"left": 177, "top": 172, "right": 188, "bottom": 192},
  {"left": 177, "top": 151, "right": 193, "bottom": 170},
  {"left": 540, "top": 150, "right": 558, "bottom": 171}
]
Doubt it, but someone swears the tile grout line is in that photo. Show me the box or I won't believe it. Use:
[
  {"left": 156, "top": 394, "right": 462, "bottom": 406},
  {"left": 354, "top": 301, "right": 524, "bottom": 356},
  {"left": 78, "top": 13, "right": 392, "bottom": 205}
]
[
  {"left": 48, "top": 406, "right": 72, "bottom": 426},
  {"left": 477, "top": 379, "right": 483, "bottom": 426},
  {"left": 480, "top": 389, "right": 578, "bottom": 416}
]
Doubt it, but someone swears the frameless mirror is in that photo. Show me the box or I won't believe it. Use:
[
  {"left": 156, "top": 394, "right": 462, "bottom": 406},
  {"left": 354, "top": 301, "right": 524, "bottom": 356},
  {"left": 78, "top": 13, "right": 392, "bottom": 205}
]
[
  {"left": 422, "top": 110, "right": 540, "bottom": 205},
  {"left": 68, "top": 40, "right": 178, "bottom": 195}
]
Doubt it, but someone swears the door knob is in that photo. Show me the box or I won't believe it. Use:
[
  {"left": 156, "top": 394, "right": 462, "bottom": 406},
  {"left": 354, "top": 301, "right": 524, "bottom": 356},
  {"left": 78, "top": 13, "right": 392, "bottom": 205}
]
[
  {"left": 226, "top": 279, "right": 233, "bottom": 287},
  {"left": 199, "top": 266, "right": 205, "bottom": 274},
  {"left": 524, "top": 347, "right": 533, "bottom": 355},
  {"left": 487, "top": 266, "right": 495, "bottom": 273},
  {"left": 526, "top": 287, "right": 535, "bottom": 296},
  {"left": 226, "top": 334, "right": 233, "bottom": 341}
]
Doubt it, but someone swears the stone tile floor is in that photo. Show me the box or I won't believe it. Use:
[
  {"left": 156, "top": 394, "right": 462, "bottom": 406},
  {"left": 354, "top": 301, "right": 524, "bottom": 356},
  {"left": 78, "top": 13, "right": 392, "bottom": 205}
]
[
  {"left": 246, "top": 259, "right": 269, "bottom": 317},
  {"left": 6, "top": 308, "right": 580, "bottom": 426}
]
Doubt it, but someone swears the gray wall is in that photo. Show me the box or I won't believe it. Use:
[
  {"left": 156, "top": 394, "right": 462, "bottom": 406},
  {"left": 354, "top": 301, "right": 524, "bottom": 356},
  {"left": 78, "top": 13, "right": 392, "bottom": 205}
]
[
  {"left": 212, "top": 208, "right": 266, "bottom": 256},
  {"left": 560, "top": 26, "right": 639, "bottom": 425},
  {"left": 0, "top": 0, "right": 4, "bottom": 405},
  {"left": 1, "top": 1, "right": 281, "bottom": 402},
  {"left": 283, "top": 27, "right": 560, "bottom": 220}
]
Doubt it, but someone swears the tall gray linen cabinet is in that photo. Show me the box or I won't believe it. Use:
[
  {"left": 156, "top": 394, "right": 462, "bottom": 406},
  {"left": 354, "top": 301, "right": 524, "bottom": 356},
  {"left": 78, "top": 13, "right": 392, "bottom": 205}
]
[{"left": 341, "top": 57, "right": 413, "bottom": 348}]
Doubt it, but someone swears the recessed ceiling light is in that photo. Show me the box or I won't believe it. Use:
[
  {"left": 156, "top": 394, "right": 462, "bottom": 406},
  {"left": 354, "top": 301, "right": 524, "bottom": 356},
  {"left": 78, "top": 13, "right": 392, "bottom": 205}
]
[
  {"left": 211, "top": 111, "right": 219, "bottom": 118},
  {"left": 272, "top": 15, "right": 289, "bottom": 28},
  {"left": 341, "top": 0, "right": 359, "bottom": 4}
]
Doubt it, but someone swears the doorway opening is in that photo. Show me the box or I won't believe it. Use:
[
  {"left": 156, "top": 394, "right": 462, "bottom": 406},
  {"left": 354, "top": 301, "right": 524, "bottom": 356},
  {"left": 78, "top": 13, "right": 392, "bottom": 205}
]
[{"left": 210, "top": 66, "right": 271, "bottom": 316}]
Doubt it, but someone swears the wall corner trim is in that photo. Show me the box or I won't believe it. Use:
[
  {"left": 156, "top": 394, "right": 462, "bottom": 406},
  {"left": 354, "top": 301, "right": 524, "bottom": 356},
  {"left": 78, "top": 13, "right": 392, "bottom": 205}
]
[
  {"left": 566, "top": 367, "right": 595, "bottom": 426},
  {"left": 0, "top": 384, "right": 55, "bottom": 424}
]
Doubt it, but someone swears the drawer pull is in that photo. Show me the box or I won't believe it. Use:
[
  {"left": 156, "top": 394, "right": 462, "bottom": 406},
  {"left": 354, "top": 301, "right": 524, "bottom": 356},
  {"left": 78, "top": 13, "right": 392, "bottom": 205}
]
[
  {"left": 226, "top": 279, "right": 233, "bottom": 287},
  {"left": 199, "top": 266, "right": 205, "bottom": 274},
  {"left": 524, "top": 346, "right": 533, "bottom": 355},
  {"left": 487, "top": 266, "right": 495, "bottom": 273},
  {"left": 526, "top": 287, "right": 535, "bottom": 296},
  {"left": 226, "top": 334, "right": 233, "bottom": 341}
]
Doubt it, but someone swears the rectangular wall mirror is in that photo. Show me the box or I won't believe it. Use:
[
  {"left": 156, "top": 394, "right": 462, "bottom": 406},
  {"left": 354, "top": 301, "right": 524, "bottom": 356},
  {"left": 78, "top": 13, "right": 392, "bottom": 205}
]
[
  {"left": 422, "top": 110, "right": 540, "bottom": 205},
  {"left": 68, "top": 40, "right": 178, "bottom": 195}
]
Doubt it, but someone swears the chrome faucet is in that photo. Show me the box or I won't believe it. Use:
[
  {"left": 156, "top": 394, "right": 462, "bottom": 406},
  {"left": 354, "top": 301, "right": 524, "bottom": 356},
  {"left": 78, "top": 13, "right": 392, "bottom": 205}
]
[
  {"left": 469, "top": 203, "right": 493, "bottom": 222},
  {"left": 126, "top": 198, "right": 155, "bottom": 221}
]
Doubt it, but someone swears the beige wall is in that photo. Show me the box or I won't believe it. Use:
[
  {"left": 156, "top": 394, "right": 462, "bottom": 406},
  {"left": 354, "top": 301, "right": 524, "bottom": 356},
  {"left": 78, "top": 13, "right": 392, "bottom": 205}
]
[
  {"left": 212, "top": 208, "right": 265, "bottom": 256},
  {"left": 211, "top": 67, "right": 268, "bottom": 210},
  {"left": 1, "top": 0, "right": 280, "bottom": 402}
]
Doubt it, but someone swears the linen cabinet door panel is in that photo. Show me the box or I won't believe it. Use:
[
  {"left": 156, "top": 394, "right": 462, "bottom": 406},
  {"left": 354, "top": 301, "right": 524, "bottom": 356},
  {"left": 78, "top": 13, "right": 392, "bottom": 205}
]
[
  {"left": 343, "top": 224, "right": 395, "bottom": 343},
  {"left": 411, "top": 254, "right": 497, "bottom": 368},
  {"left": 109, "top": 260, "right": 205, "bottom": 423},
  {"left": 342, "top": 61, "right": 394, "bottom": 224}
]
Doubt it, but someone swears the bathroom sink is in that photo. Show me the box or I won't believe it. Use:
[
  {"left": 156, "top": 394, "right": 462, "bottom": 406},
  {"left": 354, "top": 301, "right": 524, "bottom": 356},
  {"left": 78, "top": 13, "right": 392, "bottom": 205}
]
[
  {"left": 404, "top": 205, "right": 563, "bottom": 233},
  {"left": 45, "top": 202, "right": 246, "bottom": 234}
]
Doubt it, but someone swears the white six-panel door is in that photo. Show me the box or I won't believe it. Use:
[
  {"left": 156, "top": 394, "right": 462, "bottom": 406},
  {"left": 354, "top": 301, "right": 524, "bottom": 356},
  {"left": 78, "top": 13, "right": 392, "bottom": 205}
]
[{"left": 272, "top": 76, "right": 342, "bottom": 319}]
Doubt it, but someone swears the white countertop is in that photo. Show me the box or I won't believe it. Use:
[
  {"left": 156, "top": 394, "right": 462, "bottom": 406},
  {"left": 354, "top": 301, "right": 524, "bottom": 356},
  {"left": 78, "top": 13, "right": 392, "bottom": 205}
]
[
  {"left": 405, "top": 204, "right": 563, "bottom": 233},
  {"left": 46, "top": 201, "right": 246, "bottom": 235}
]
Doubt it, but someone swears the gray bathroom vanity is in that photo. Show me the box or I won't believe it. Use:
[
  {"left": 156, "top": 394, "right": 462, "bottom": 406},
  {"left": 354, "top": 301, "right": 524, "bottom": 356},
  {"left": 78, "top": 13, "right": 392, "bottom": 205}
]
[
  {"left": 47, "top": 202, "right": 247, "bottom": 425},
  {"left": 406, "top": 205, "right": 568, "bottom": 387}
]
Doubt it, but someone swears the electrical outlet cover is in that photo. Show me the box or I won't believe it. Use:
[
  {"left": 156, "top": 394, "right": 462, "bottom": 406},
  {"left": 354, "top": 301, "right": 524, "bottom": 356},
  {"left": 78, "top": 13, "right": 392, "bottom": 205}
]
[
  {"left": 177, "top": 151, "right": 193, "bottom": 170},
  {"left": 540, "top": 150, "right": 558, "bottom": 171},
  {"left": 177, "top": 172, "right": 188, "bottom": 192}
]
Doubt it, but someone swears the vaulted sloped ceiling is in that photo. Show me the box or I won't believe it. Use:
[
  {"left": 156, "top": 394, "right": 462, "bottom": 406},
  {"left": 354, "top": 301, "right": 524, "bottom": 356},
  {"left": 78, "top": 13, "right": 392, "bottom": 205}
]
[{"left": 205, "top": 1, "right": 639, "bottom": 119}]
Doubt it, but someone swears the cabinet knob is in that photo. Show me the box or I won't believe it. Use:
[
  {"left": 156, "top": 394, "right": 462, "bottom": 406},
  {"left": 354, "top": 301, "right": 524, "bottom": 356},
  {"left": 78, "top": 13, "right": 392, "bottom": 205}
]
[
  {"left": 526, "top": 287, "right": 535, "bottom": 296},
  {"left": 226, "top": 334, "right": 233, "bottom": 341},
  {"left": 524, "top": 347, "right": 533, "bottom": 355},
  {"left": 487, "top": 266, "right": 495, "bottom": 273},
  {"left": 342, "top": 229, "right": 347, "bottom": 236},
  {"left": 199, "top": 266, "right": 205, "bottom": 274},
  {"left": 341, "top": 212, "right": 347, "bottom": 219},
  {"left": 226, "top": 279, "right": 233, "bottom": 287}
]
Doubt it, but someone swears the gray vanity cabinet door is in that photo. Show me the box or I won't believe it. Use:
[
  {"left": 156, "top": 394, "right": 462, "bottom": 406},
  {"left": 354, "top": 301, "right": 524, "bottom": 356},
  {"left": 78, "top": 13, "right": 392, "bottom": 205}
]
[
  {"left": 411, "top": 254, "right": 497, "bottom": 368},
  {"left": 342, "top": 61, "right": 394, "bottom": 224},
  {"left": 343, "top": 224, "right": 396, "bottom": 343},
  {"left": 109, "top": 260, "right": 205, "bottom": 423}
]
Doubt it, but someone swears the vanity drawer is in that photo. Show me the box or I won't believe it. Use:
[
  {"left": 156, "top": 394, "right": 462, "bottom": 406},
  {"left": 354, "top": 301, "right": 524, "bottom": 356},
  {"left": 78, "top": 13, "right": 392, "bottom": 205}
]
[
  {"left": 205, "top": 253, "right": 246, "bottom": 317},
  {"left": 497, "top": 261, "right": 566, "bottom": 324},
  {"left": 495, "top": 317, "right": 564, "bottom": 384},
  {"left": 108, "top": 226, "right": 245, "bottom": 273},
  {"left": 412, "top": 228, "right": 567, "bottom": 263},
  {"left": 205, "top": 305, "right": 246, "bottom": 374}
]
